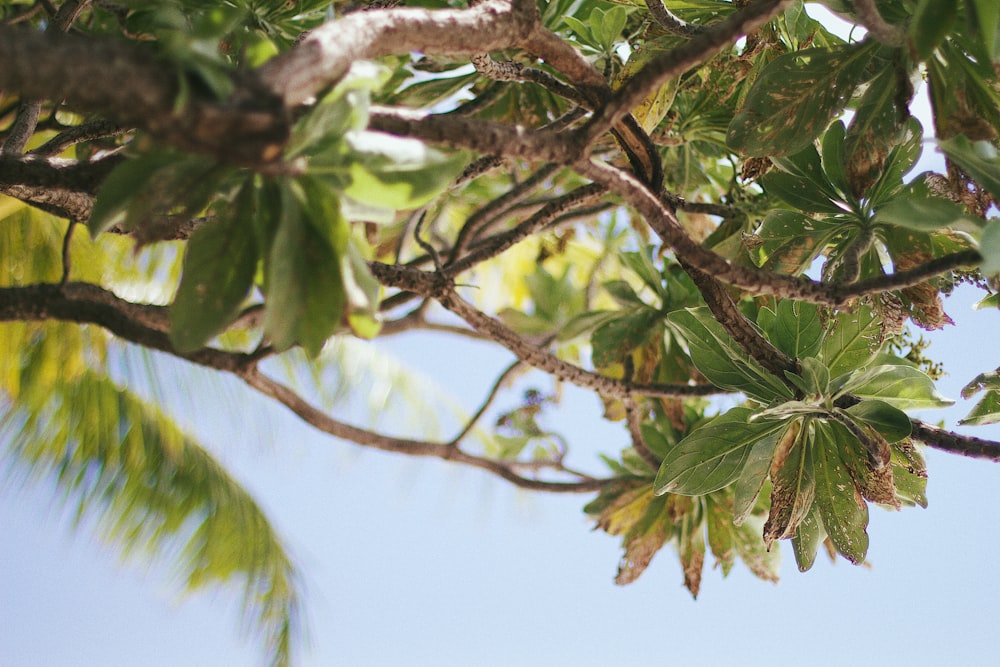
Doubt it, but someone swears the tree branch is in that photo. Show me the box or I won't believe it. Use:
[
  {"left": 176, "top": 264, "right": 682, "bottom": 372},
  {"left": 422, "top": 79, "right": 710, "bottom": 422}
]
[
  {"left": 0, "top": 25, "right": 288, "bottom": 166},
  {"left": 645, "top": 0, "right": 707, "bottom": 38},
  {"left": 241, "top": 367, "right": 611, "bottom": 492},
  {"left": 850, "top": 0, "right": 906, "bottom": 47},
  {"left": 259, "top": 0, "right": 535, "bottom": 107},
  {"left": 436, "top": 286, "right": 720, "bottom": 399},
  {"left": 911, "top": 420, "right": 1000, "bottom": 462}
]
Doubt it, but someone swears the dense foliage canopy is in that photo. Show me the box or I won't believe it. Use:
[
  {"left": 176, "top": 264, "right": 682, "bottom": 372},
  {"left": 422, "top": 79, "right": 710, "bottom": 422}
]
[{"left": 2, "top": 0, "right": 1000, "bottom": 664}]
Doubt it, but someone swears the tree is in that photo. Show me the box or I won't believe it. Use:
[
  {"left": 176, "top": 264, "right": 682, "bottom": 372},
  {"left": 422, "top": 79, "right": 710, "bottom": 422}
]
[{"left": 2, "top": 0, "right": 1000, "bottom": 664}]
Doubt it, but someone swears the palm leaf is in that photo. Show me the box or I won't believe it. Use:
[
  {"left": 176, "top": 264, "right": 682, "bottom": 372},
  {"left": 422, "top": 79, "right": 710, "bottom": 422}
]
[{"left": 1, "top": 355, "right": 303, "bottom": 667}]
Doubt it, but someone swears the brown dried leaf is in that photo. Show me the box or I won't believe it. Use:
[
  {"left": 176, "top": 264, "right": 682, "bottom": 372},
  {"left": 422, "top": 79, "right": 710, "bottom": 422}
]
[{"left": 764, "top": 431, "right": 815, "bottom": 550}]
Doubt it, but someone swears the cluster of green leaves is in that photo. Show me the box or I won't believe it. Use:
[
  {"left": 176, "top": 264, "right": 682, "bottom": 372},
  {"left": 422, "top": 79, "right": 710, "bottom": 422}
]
[
  {"left": 586, "top": 399, "right": 779, "bottom": 596},
  {"left": 88, "top": 63, "right": 466, "bottom": 356},
  {"left": 656, "top": 302, "right": 939, "bottom": 568}
]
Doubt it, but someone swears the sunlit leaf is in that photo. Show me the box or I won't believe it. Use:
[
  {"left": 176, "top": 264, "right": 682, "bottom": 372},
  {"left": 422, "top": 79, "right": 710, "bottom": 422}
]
[{"left": 836, "top": 364, "right": 954, "bottom": 410}]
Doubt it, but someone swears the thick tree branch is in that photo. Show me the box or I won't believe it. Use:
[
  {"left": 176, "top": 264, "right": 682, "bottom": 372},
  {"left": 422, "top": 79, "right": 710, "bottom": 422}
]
[
  {"left": 0, "top": 25, "right": 288, "bottom": 165},
  {"left": 368, "top": 106, "right": 578, "bottom": 165},
  {"left": 0, "top": 153, "right": 122, "bottom": 193},
  {"left": 911, "top": 420, "right": 1000, "bottom": 462},
  {"left": 259, "top": 0, "right": 535, "bottom": 107},
  {"left": 850, "top": 0, "right": 906, "bottom": 47},
  {"left": 0, "top": 282, "right": 256, "bottom": 372},
  {"left": 0, "top": 280, "right": 612, "bottom": 491}
]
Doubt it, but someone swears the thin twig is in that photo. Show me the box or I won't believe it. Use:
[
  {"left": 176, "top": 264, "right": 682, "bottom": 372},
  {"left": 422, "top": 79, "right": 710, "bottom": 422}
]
[{"left": 448, "top": 359, "right": 527, "bottom": 446}]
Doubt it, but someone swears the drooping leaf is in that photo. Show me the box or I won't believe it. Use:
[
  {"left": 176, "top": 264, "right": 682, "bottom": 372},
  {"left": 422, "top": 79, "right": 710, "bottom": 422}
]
[
  {"left": 763, "top": 423, "right": 815, "bottom": 550},
  {"left": 891, "top": 440, "right": 929, "bottom": 508},
  {"left": 170, "top": 180, "right": 259, "bottom": 352},
  {"left": 844, "top": 64, "right": 906, "bottom": 198},
  {"left": 812, "top": 421, "right": 869, "bottom": 564},
  {"left": 655, "top": 407, "right": 787, "bottom": 496},
  {"left": 845, "top": 399, "right": 912, "bottom": 443},
  {"left": 591, "top": 308, "right": 660, "bottom": 368},
  {"left": 728, "top": 42, "right": 878, "bottom": 156},
  {"left": 790, "top": 503, "right": 824, "bottom": 572},
  {"left": 979, "top": 219, "right": 1000, "bottom": 276},
  {"left": 262, "top": 179, "right": 348, "bottom": 356},
  {"left": 733, "top": 422, "right": 791, "bottom": 525},
  {"left": 88, "top": 150, "right": 189, "bottom": 237},
  {"left": 909, "top": 0, "right": 958, "bottom": 61},
  {"left": 704, "top": 493, "right": 736, "bottom": 576},
  {"left": 939, "top": 135, "right": 1000, "bottom": 202}
]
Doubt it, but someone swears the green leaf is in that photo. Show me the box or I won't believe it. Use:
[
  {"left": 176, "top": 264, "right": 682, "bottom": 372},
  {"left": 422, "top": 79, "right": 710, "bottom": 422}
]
[
  {"left": 790, "top": 503, "right": 824, "bottom": 572},
  {"left": 603, "top": 279, "right": 645, "bottom": 307},
  {"left": 338, "top": 131, "right": 468, "bottom": 211},
  {"left": 170, "top": 181, "right": 259, "bottom": 353},
  {"left": 759, "top": 300, "right": 824, "bottom": 359},
  {"left": 667, "top": 308, "right": 794, "bottom": 403},
  {"left": 654, "top": 407, "right": 787, "bottom": 496},
  {"left": 762, "top": 171, "right": 847, "bottom": 214},
  {"left": 753, "top": 210, "right": 840, "bottom": 275},
  {"left": 727, "top": 42, "right": 878, "bottom": 156},
  {"left": 594, "top": 6, "right": 627, "bottom": 50},
  {"left": 960, "top": 390, "right": 1000, "bottom": 426},
  {"left": 590, "top": 308, "right": 660, "bottom": 367},
  {"left": 734, "top": 515, "right": 781, "bottom": 583},
  {"left": 705, "top": 494, "right": 736, "bottom": 577},
  {"left": 262, "top": 180, "right": 348, "bottom": 356},
  {"left": 909, "top": 0, "right": 957, "bottom": 61},
  {"left": 813, "top": 421, "right": 869, "bottom": 564},
  {"left": 820, "top": 305, "right": 881, "bottom": 378},
  {"left": 979, "top": 219, "right": 1000, "bottom": 275},
  {"left": 939, "top": 135, "right": 1000, "bottom": 202},
  {"left": 821, "top": 120, "right": 852, "bottom": 198},
  {"left": 845, "top": 399, "right": 912, "bottom": 442},
  {"left": 844, "top": 64, "right": 906, "bottom": 197},
  {"left": 969, "top": 0, "right": 1000, "bottom": 59},
  {"left": 732, "top": 424, "right": 789, "bottom": 524},
  {"left": 891, "top": 441, "right": 929, "bottom": 508},
  {"left": 874, "top": 191, "right": 983, "bottom": 234},
  {"left": 837, "top": 364, "right": 954, "bottom": 410},
  {"left": 88, "top": 151, "right": 184, "bottom": 236},
  {"left": 621, "top": 249, "right": 665, "bottom": 297}
]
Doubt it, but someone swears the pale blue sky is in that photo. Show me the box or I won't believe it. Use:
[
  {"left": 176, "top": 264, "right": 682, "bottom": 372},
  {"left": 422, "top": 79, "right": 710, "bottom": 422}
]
[
  {"left": 2, "top": 283, "right": 1000, "bottom": 667},
  {"left": 4, "top": 5, "right": 1000, "bottom": 666}
]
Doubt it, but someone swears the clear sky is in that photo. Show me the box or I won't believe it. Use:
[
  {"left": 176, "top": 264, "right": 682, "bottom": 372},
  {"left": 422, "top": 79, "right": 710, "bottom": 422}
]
[{"left": 3, "top": 5, "right": 1000, "bottom": 667}]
